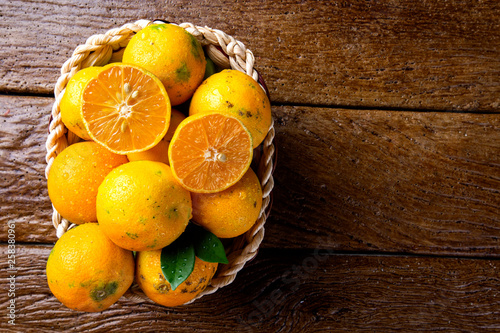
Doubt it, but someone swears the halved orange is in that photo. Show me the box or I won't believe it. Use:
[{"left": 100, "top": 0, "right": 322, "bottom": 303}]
[
  {"left": 81, "top": 63, "right": 171, "bottom": 154},
  {"left": 168, "top": 112, "right": 253, "bottom": 193}
]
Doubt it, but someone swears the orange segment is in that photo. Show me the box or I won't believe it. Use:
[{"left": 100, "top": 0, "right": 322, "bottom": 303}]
[
  {"left": 168, "top": 112, "right": 253, "bottom": 193},
  {"left": 82, "top": 63, "right": 171, "bottom": 154}
]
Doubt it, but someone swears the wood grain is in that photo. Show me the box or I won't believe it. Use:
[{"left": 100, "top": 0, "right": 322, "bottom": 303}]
[
  {"left": 1, "top": 0, "right": 499, "bottom": 111},
  {"left": 267, "top": 105, "right": 500, "bottom": 256},
  {"left": 0, "top": 96, "right": 53, "bottom": 243},
  {"left": 3, "top": 1, "right": 499, "bottom": 331},
  {"left": 2, "top": 95, "right": 499, "bottom": 257},
  {"left": 2, "top": 245, "right": 500, "bottom": 332}
]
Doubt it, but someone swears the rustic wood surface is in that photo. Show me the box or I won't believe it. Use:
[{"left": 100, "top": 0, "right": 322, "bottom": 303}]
[
  {"left": 1, "top": 0, "right": 499, "bottom": 110},
  {"left": 2, "top": 96, "right": 500, "bottom": 256},
  {"left": 1, "top": 0, "right": 499, "bottom": 332},
  {"left": 2, "top": 246, "right": 500, "bottom": 332}
]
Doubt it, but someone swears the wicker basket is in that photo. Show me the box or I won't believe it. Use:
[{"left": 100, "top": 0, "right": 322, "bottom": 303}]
[{"left": 45, "top": 19, "right": 275, "bottom": 305}]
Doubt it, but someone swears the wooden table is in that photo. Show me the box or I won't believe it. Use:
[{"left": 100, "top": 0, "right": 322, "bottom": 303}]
[{"left": 2, "top": 1, "right": 499, "bottom": 332}]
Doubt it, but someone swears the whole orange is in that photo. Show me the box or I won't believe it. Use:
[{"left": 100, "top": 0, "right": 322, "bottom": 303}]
[
  {"left": 189, "top": 69, "right": 272, "bottom": 148},
  {"left": 136, "top": 250, "right": 218, "bottom": 307},
  {"left": 123, "top": 23, "right": 206, "bottom": 106},
  {"left": 60, "top": 66, "right": 102, "bottom": 140},
  {"left": 191, "top": 168, "right": 263, "bottom": 238},
  {"left": 47, "top": 141, "right": 128, "bottom": 224},
  {"left": 96, "top": 161, "right": 192, "bottom": 251},
  {"left": 46, "top": 223, "right": 135, "bottom": 312}
]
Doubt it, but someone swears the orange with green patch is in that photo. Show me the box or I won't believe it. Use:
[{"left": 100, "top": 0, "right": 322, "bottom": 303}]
[
  {"left": 122, "top": 23, "right": 206, "bottom": 106},
  {"left": 136, "top": 250, "right": 218, "bottom": 307},
  {"left": 46, "top": 223, "right": 135, "bottom": 312},
  {"left": 189, "top": 69, "right": 272, "bottom": 148},
  {"left": 96, "top": 161, "right": 192, "bottom": 251}
]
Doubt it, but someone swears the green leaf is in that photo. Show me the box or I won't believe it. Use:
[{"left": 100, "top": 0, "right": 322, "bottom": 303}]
[
  {"left": 160, "top": 235, "right": 195, "bottom": 291},
  {"left": 190, "top": 224, "right": 229, "bottom": 264},
  {"left": 203, "top": 57, "right": 219, "bottom": 80}
]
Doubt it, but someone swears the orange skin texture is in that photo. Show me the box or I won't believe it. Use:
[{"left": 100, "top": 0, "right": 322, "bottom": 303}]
[
  {"left": 163, "top": 108, "right": 187, "bottom": 142},
  {"left": 123, "top": 24, "right": 206, "bottom": 106},
  {"left": 46, "top": 223, "right": 135, "bottom": 312},
  {"left": 126, "top": 139, "right": 170, "bottom": 165},
  {"left": 96, "top": 161, "right": 192, "bottom": 251},
  {"left": 47, "top": 141, "right": 128, "bottom": 224},
  {"left": 126, "top": 109, "right": 186, "bottom": 165},
  {"left": 191, "top": 168, "right": 263, "bottom": 238},
  {"left": 60, "top": 66, "right": 102, "bottom": 140},
  {"left": 189, "top": 69, "right": 272, "bottom": 148},
  {"left": 136, "top": 250, "right": 218, "bottom": 307}
]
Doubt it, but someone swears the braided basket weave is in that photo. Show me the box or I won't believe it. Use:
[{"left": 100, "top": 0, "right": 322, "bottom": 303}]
[{"left": 45, "top": 19, "right": 275, "bottom": 305}]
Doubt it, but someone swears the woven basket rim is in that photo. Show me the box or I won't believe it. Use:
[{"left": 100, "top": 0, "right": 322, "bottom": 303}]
[{"left": 45, "top": 19, "right": 276, "bottom": 306}]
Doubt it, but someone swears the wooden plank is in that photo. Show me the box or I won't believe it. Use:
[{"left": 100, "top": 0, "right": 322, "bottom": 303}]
[
  {"left": 0, "top": 96, "right": 54, "bottom": 243},
  {"left": 1, "top": 0, "right": 499, "bottom": 111},
  {"left": 267, "top": 105, "right": 500, "bottom": 256},
  {"left": 2, "top": 245, "right": 500, "bottom": 332},
  {"left": 2, "top": 95, "right": 500, "bottom": 256}
]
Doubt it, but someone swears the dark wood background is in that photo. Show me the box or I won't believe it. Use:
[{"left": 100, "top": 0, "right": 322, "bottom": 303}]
[{"left": 1, "top": 1, "right": 499, "bottom": 332}]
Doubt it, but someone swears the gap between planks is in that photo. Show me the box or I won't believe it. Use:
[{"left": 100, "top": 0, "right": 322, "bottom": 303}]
[
  {"left": 5, "top": 242, "right": 500, "bottom": 262},
  {"left": 1, "top": 91, "right": 500, "bottom": 115}
]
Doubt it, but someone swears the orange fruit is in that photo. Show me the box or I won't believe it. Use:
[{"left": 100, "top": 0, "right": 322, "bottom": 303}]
[
  {"left": 164, "top": 108, "right": 187, "bottom": 142},
  {"left": 96, "top": 161, "right": 192, "bottom": 251},
  {"left": 123, "top": 23, "right": 206, "bottom": 106},
  {"left": 46, "top": 223, "right": 135, "bottom": 312},
  {"left": 168, "top": 112, "right": 253, "bottom": 193},
  {"left": 47, "top": 141, "right": 128, "bottom": 224},
  {"left": 60, "top": 66, "right": 102, "bottom": 140},
  {"left": 189, "top": 69, "right": 272, "bottom": 148},
  {"left": 81, "top": 63, "right": 171, "bottom": 154},
  {"left": 126, "top": 139, "right": 170, "bottom": 165},
  {"left": 126, "top": 109, "right": 186, "bottom": 165},
  {"left": 136, "top": 250, "right": 217, "bottom": 307},
  {"left": 192, "top": 168, "right": 262, "bottom": 238},
  {"left": 203, "top": 57, "right": 218, "bottom": 80}
]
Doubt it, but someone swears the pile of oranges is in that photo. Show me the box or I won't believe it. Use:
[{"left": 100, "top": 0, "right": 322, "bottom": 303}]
[{"left": 46, "top": 23, "right": 271, "bottom": 312}]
